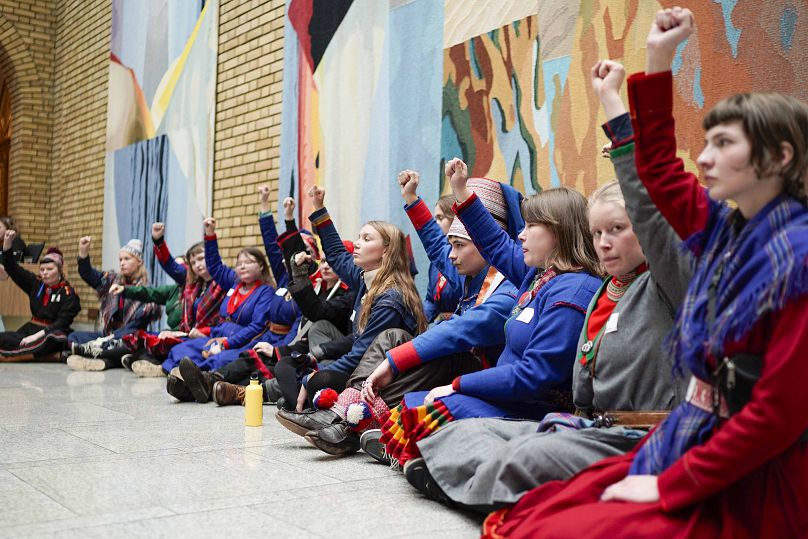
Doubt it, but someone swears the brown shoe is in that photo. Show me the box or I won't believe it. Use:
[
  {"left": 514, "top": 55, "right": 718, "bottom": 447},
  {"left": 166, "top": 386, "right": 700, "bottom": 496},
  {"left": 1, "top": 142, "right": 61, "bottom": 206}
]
[
  {"left": 212, "top": 381, "right": 246, "bottom": 406},
  {"left": 179, "top": 357, "right": 223, "bottom": 403}
]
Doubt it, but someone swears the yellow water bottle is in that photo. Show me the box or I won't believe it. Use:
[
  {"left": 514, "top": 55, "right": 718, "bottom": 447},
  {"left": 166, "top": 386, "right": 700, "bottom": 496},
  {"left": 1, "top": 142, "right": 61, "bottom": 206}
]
[{"left": 245, "top": 373, "right": 263, "bottom": 426}]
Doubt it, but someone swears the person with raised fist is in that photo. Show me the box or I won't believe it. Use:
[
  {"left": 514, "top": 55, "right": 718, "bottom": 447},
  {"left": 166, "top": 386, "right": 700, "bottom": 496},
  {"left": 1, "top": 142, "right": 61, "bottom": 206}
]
[
  {"left": 484, "top": 8, "right": 808, "bottom": 538},
  {"left": 0, "top": 229, "right": 81, "bottom": 362},
  {"left": 66, "top": 235, "right": 160, "bottom": 371}
]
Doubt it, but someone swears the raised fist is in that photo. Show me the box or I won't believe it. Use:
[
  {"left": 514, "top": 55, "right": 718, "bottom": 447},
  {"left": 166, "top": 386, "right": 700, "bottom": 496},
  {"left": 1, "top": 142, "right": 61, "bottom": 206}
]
[
  {"left": 203, "top": 217, "right": 217, "bottom": 236},
  {"left": 308, "top": 185, "right": 325, "bottom": 211},
  {"left": 2, "top": 229, "right": 15, "bottom": 252},
  {"left": 78, "top": 236, "right": 92, "bottom": 258},
  {"left": 646, "top": 7, "right": 694, "bottom": 73},
  {"left": 445, "top": 158, "right": 470, "bottom": 202},
  {"left": 397, "top": 170, "right": 420, "bottom": 204},
  {"left": 293, "top": 251, "right": 313, "bottom": 267},
  {"left": 283, "top": 197, "right": 296, "bottom": 220},
  {"left": 151, "top": 222, "right": 165, "bottom": 240}
]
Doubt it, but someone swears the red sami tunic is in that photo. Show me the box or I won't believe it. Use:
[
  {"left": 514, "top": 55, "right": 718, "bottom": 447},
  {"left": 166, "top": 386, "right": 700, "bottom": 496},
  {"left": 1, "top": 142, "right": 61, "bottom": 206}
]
[{"left": 483, "top": 71, "right": 808, "bottom": 539}]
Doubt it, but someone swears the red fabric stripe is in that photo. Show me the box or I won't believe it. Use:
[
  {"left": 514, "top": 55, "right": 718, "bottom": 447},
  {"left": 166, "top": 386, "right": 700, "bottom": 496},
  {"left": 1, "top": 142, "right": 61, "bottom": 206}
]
[
  {"left": 405, "top": 198, "right": 434, "bottom": 230},
  {"left": 387, "top": 341, "right": 421, "bottom": 374}
]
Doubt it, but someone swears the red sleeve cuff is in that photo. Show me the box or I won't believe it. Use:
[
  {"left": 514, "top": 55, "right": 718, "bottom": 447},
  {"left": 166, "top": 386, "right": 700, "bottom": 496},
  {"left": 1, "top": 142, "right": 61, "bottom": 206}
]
[
  {"left": 204, "top": 234, "right": 217, "bottom": 241},
  {"left": 451, "top": 376, "right": 462, "bottom": 392},
  {"left": 405, "top": 198, "right": 434, "bottom": 230},
  {"left": 627, "top": 71, "right": 673, "bottom": 117},
  {"left": 387, "top": 341, "right": 421, "bottom": 374},
  {"left": 197, "top": 326, "right": 211, "bottom": 336},
  {"left": 452, "top": 192, "right": 479, "bottom": 215},
  {"left": 221, "top": 338, "right": 229, "bottom": 349}
]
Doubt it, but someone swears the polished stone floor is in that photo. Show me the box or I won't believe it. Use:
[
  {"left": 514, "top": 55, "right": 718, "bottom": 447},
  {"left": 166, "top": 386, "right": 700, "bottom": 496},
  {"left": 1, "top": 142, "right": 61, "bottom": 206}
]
[{"left": 0, "top": 364, "right": 481, "bottom": 538}]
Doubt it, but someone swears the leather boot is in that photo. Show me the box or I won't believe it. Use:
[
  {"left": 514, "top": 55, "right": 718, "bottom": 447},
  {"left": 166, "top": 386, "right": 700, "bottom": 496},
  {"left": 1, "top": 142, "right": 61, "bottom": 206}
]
[
  {"left": 212, "top": 381, "right": 246, "bottom": 406},
  {"left": 179, "top": 357, "right": 223, "bottom": 403},
  {"left": 166, "top": 374, "right": 194, "bottom": 402},
  {"left": 275, "top": 408, "right": 340, "bottom": 437},
  {"left": 305, "top": 422, "right": 360, "bottom": 456}
]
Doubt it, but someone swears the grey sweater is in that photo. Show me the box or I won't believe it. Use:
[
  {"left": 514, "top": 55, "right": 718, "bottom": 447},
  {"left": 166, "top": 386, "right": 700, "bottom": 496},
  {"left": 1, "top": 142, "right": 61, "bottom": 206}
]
[{"left": 572, "top": 147, "right": 693, "bottom": 416}]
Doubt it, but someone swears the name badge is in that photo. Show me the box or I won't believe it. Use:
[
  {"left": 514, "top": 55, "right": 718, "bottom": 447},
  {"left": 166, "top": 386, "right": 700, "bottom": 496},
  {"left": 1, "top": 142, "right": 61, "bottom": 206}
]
[
  {"left": 226, "top": 288, "right": 235, "bottom": 297},
  {"left": 605, "top": 312, "right": 619, "bottom": 334},
  {"left": 51, "top": 294, "right": 57, "bottom": 302},
  {"left": 275, "top": 287, "right": 288, "bottom": 296},
  {"left": 516, "top": 307, "right": 534, "bottom": 323},
  {"left": 350, "top": 310, "right": 356, "bottom": 322}
]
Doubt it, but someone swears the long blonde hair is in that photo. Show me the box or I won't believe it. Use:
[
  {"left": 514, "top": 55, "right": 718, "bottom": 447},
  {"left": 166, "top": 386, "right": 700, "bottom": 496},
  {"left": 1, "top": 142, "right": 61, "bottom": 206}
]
[{"left": 357, "top": 221, "right": 428, "bottom": 334}]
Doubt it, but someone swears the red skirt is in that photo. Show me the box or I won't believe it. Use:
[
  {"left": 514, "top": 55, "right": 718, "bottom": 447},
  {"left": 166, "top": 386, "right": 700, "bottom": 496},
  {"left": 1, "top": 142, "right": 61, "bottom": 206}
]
[{"left": 482, "top": 445, "right": 808, "bottom": 539}]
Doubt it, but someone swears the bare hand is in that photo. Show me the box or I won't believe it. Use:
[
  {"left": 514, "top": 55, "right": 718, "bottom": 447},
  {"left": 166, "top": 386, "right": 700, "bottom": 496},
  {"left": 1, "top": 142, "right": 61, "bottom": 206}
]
[
  {"left": 307, "top": 185, "right": 325, "bottom": 211},
  {"left": 258, "top": 185, "right": 272, "bottom": 213},
  {"left": 445, "top": 158, "right": 471, "bottom": 203},
  {"left": 424, "top": 384, "right": 455, "bottom": 406},
  {"left": 3, "top": 229, "right": 15, "bottom": 252},
  {"left": 296, "top": 383, "right": 309, "bottom": 412},
  {"left": 362, "top": 360, "right": 394, "bottom": 403},
  {"left": 151, "top": 222, "right": 165, "bottom": 240},
  {"left": 109, "top": 283, "right": 125, "bottom": 296},
  {"left": 601, "top": 143, "right": 613, "bottom": 158},
  {"left": 293, "top": 251, "right": 313, "bottom": 268},
  {"left": 0, "top": 264, "right": 7, "bottom": 281},
  {"left": 253, "top": 341, "right": 274, "bottom": 356},
  {"left": 78, "top": 236, "right": 92, "bottom": 258},
  {"left": 19, "top": 330, "right": 45, "bottom": 347},
  {"left": 158, "top": 330, "right": 186, "bottom": 340},
  {"left": 646, "top": 7, "right": 694, "bottom": 74},
  {"left": 397, "top": 170, "right": 420, "bottom": 204},
  {"left": 188, "top": 328, "right": 205, "bottom": 339},
  {"left": 600, "top": 475, "right": 660, "bottom": 503},
  {"left": 590, "top": 60, "right": 627, "bottom": 121},
  {"left": 203, "top": 217, "right": 217, "bottom": 236},
  {"left": 283, "top": 197, "right": 296, "bottom": 221}
]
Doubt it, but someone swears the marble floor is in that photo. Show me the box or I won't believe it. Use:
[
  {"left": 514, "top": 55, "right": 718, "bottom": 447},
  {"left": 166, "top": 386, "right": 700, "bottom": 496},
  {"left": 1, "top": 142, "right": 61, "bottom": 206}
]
[{"left": 0, "top": 364, "right": 482, "bottom": 539}]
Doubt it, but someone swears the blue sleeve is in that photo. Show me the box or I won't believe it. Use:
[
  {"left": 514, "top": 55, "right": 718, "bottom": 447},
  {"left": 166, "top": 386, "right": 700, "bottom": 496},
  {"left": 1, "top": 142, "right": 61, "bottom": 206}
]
[
  {"left": 404, "top": 198, "right": 461, "bottom": 289},
  {"left": 77, "top": 256, "right": 105, "bottom": 290},
  {"left": 388, "top": 282, "right": 517, "bottom": 374},
  {"left": 423, "top": 297, "right": 438, "bottom": 323},
  {"left": 154, "top": 238, "right": 187, "bottom": 286},
  {"left": 259, "top": 214, "right": 289, "bottom": 288},
  {"left": 309, "top": 207, "right": 363, "bottom": 289},
  {"left": 456, "top": 294, "right": 585, "bottom": 402},
  {"left": 455, "top": 194, "right": 530, "bottom": 287},
  {"left": 316, "top": 304, "right": 404, "bottom": 379},
  {"left": 226, "top": 287, "right": 273, "bottom": 349},
  {"left": 204, "top": 235, "right": 237, "bottom": 291}
]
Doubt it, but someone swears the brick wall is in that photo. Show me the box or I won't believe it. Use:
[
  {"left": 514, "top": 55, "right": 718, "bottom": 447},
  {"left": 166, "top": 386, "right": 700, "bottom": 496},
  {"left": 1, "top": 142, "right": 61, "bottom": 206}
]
[
  {"left": 0, "top": 0, "right": 286, "bottom": 319},
  {"left": 0, "top": 0, "right": 56, "bottom": 242},
  {"left": 213, "top": 0, "right": 285, "bottom": 263},
  {"left": 51, "top": 0, "right": 111, "bottom": 318}
]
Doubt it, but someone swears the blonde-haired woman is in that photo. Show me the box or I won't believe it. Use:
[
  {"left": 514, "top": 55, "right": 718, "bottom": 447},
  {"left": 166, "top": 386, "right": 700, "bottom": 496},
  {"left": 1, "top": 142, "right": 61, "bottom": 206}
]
[
  {"left": 67, "top": 236, "right": 160, "bottom": 370},
  {"left": 275, "top": 185, "right": 427, "bottom": 439}
]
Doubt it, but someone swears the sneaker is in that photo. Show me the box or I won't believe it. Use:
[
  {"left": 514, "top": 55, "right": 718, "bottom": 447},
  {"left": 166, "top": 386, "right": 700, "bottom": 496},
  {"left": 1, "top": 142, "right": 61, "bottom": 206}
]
[
  {"left": 132, "top": 360, "right": 166, "bottom": 378},
  {"left": 66, "top": 354, "right": 106, "bottom": 371},
  {"left": 403, "top": 457, "right": 453, "bottom": 506},
  {"left": 263, "top": 378, "right": 283, "bottom": 403},
  {"left": 360, "top": 429, "right": 392, "bottom": 466}
]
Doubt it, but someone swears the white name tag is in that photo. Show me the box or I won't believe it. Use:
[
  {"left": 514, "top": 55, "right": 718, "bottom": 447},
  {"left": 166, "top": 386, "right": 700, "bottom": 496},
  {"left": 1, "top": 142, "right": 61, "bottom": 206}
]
[
  {"left": 350, "top": 310, "right": 356, "bottom": 322},
  {"left": 226, "top": 288, "right": 235, "bottom": 297},
  {"left": 605, "top": 312, "right": 619, "bottom": 334},
  {"left": 516, "top": 307, "right": 534, "bottom": 323},
  {"left": 275, "top": 287, "right": 288, "bottom": 296},
  {"left": 51, "top": 294, "right": 57, "bottom": 302}
]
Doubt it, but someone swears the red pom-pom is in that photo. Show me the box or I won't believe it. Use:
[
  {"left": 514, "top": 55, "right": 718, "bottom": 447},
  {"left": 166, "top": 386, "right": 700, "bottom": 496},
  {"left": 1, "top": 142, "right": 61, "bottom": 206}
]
[{"left": 312, "top": 388, "right": 338, "bottom": 410}]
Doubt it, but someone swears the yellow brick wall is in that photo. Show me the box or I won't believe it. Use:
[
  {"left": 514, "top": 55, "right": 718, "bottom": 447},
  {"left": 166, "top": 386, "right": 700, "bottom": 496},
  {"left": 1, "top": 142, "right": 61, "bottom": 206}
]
[
  {"left": 0, "top": 0, "right": 56, "bottom": 242},
  {"left": 0, "top": 0, "right": 286, "bottom": 319},
  {"left": 213, "top": 0, "right": 285, "bottom": 264}
]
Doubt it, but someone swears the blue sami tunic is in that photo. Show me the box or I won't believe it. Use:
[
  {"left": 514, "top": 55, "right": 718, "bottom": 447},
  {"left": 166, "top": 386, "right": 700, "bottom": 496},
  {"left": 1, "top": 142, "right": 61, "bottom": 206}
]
[{"left": 404, "top": 192, "right": 601, "bottom": 421}]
